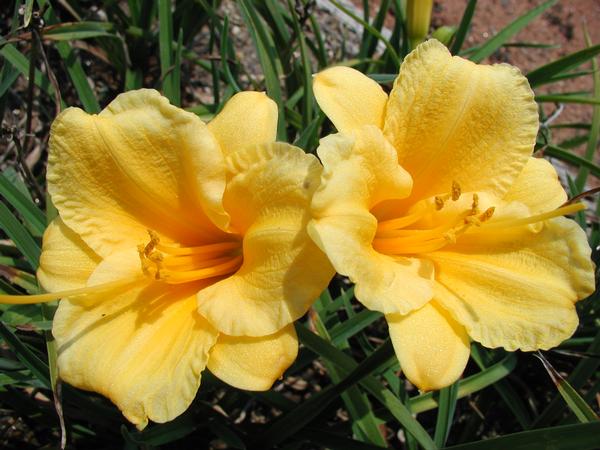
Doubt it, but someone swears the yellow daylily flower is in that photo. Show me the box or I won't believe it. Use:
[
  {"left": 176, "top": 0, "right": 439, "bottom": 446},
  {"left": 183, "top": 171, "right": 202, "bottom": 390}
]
[
  {"left": 310, "top": 39, "right": 595, "bottom": 391},
  {"left": 0, "top": 89, "right": 333, "bottom": 428}
]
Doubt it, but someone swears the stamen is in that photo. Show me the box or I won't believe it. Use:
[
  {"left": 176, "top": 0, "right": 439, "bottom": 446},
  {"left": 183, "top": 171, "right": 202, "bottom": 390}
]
[
  {"left": 156, "top": 241, "right": 240, "bottom": 256},
  {"left": 451, "top": 181, "right": 461, "bottom": 201},
  {"left": 482, "top": 203, "right": 585, "bottom": 230},
  {"left": 435, "top": 196, "right": 445, "bottom": 210},
  {"left": 377, "top": 210, "right": 428, "bottom": 232},
  {"left": 0, "top": 277, "right": 142, "bottom": 305},
  {"left": 471, "top": 193, "right": 479, "bottom": 214},
  {"left": 160, "top": 255, "right": 243, "bottom": 284}
]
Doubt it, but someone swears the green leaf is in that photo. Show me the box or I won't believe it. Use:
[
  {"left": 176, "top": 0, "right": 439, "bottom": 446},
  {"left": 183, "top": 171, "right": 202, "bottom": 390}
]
[
  {"left": 536, "top": 353, "right": 599, "bottom": 423},
  {"left": 219, "top": 16, "right": 241, "bottom": 94},
  {"left": 329, "top": 309, "right": 382, "bottom": 346},
  {"left": 470, "top": 345, "right": 532, "bottom": 428},
  {"left": 410, "top": 353, "right": 517, "bottom": 414},
  {"left": 238, "top": 0, "right": 286, "bottom": 140},
  {"left": 260, "top": 332, "right": 395, "bottom": 448},
  {"left": 23, "top": 0, "right": 34, "bottom": 27},
  {"left": 0, "top": 321, "right": 50, "bottom": 387},
  {"left": 0, "top": 172, "right": 46, "bottom": 237},
  {"left": 297, "top": 324, "right": 437, "bottom": 450},
  {"left": 527, "top": 44, "right": 600, "bottom": 88},
  {"left": 542, "top": 144, "right": 600, "bottom": 179},
  {"left": 450, "top": 0, "right": 477, "bottom": 55},
  {"left": 0, "top": 200, "right": 41, "bottom": 269},
  {"left": 574, "top": 28, "right": 600, "bottom": 191},
  {"left": 535, "top": 94, "right": 600, "bottom": 105},
  {"left": 328, "top": 0, "right": 400, "bottom": 68},
  {"left": 469, "top": 0, "right": 557, "bottom": 63},
  {"left": 443, "top": 422, "right": 600, "bottom": 450},
  {"left": 41, "top": 21, "right": 118, "bottom": 41},
  {"left": 0, "top": 40, "right": 66, "bottom": 109},
  {"left": 534, "top": 331, "right": 600, "bottom": 426},
  {"left": 434, "top": 382, "right": 459, "bottom": 447},
  {"left": 158, "top": 0, "right": 176, "bottom": 103}
]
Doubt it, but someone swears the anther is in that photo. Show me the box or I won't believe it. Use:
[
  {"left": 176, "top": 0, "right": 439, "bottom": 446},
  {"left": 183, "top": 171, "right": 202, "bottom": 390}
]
[
  {"left": 451, "top": 181, "right": 461, "bottom": 201},
  {"left": 435, "top": 196, "right": 445, "bottom": 210},
  {"left": 471, "top": 193, "right": 479, "bottom": 215},
  {"left": 479, "top": 207, "right": 495, "bottom": 222}
]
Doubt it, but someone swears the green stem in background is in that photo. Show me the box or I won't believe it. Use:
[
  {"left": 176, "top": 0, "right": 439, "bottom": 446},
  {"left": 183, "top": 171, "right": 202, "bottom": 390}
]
[{"left": 406, "top": 0, "right": 433, "bottom": 50}]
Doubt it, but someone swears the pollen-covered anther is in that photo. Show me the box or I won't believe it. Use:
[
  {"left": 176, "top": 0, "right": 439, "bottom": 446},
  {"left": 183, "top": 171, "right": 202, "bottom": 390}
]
[
  {"left": 434, "top": 196, "right": 445, "bottom": 210},
  {"left": 470, "top": 193, "right": 479, "bottom": 215},
  {"left": 479, "top": 207, "right": 495, "bottom": 222},
  {"left": 451, "top": 181, "right": 461, "bottom": 201}
]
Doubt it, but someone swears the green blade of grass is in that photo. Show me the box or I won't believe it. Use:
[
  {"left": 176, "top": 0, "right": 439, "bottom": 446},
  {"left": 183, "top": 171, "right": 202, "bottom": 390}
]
[
  {"left": 158, "top": 0, "right": 176, "bottom": 103},
  {"left": 297, "top": 324, "right": 437, "bottom": 450},
  {"left": 238, "top": 0, "right": 286, "bottom": 139},
  {"left": 329, "top": 310, "right": 382, "bottom": 347},
  {"left": 260, "top": 335, "right": 397, "bottom": 448},
  {"left": 287, "top": 0, "right": 314, "bottom": 128},
  {"left": 535, "top": 353, "right": 599, "bottom": 423},
  {"left": 0, "top": 41, "right": 66, "bottom": 109},
  {"left": 0, "top": 172, "right": 46, "bottom": 237},
  {"left": 434, "top": 382, "right": 459, "bottom": 447},
  {"left": 410, "top": 353, "right": 517, "bottom": 414},
  {"left": 0, "top": 201, "right": 41, "bottom": 269},
  {"left": 443, "top": 422, "right": 600, "bottom": 450},
  {"left": 535, "top": 94, "right": 600, "bottom": 105},
  {"left": 219, "top": 16, "right": 241, "bottom": 94},
  {"left": 40, "top": 22, "right": 118, "bottom": 41},
  {"left": 450, "top": 0, "right": 477, "bottom": 55},
  {"left": 469, "top": 0, "right": 557, "bottom": 63},
  {"left": 574, "top": 27, "right": 600, "bottom": 190},
  {"left": 311, "top": 308, "right": 387, "bottom": 446},
  {"left": 328, "top": 0, "right": 400, "bottom": 68},
  {"left": 542, "top": 144, "right": 600, "bottom": 179},
  {"left": 470, "top": 345, "right": 532, "bottom": 429},
  {"left": 0, "top": 321, "right": 50, "bottom": 388},
  {"left": 527, "top": 44, "right": 600, "bottom": 88},
  {"left": 534, "top": 331, "right": 600, "bottom": 426}
]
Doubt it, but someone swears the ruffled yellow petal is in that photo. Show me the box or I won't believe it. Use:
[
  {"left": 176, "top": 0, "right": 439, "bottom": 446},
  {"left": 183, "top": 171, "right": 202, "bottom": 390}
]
[
  {"left": 384, "top": 39, "right": 538, "bottom": 202},
  {"left": 503, "top": 157, "right": 567, "bottom": 214},
  {"left": 207, "top": 324, "right": 298, "bottom": 391},
  {"left": 208, "top": 91, "right": 278, "bottom": 157},
  {"left": 48, "top": 89, "right": 229, "bottom": 257},
  {"left": 313, "top": 66, "right": 388, "bottom": 133},
  {"left": 53, "top": 249, "right": 218, "bottom": 428},
  {"left": 430, "top": 217, "right": 595, "bottom": 351},
  {"left": 197, "top": 143, "right": 334, "bottom": 336},
  {"left": 37, "top": 218, "right": 101, "bottom": 292},
  {"left": 387, "top": 301, "right": 470, "bottom": 391},
  {"left": 309, "top": 128, "right": 432, "bottom": 315}
]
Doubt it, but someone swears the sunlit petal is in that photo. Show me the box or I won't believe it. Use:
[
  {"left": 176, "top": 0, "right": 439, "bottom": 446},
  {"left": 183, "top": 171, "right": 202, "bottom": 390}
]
[
  {"left": 208, "top": 91, "right": 278, "bottom": 157},
  {"left": 37, "top": 218, "right": 101, "bottom": 292},
  {"left": 431, "top": 217, "right": 595, "bottom": 351},
  {"left": 313, "top": 66, "right": 388, "bottom": 133},
  {"left": 197, "top": 143, "right": 334, "bottom": 336},
  {"left": 387, "top": 301, "right": 470, "bottom": 391},
  {"left": 53, "top": 249, "right": 218, "bottom": 428},
  {"left": 384, "top": 39, "right": 538, "bottom": 202},
  {"left": 48, "top": 89, "right": 229, "bottom": 257},
  {"left": 207, "top": 324, "right": 298, "bottom": 391},
  {"left": 503, "top": 157, "right": 567, "bottom": 213}
]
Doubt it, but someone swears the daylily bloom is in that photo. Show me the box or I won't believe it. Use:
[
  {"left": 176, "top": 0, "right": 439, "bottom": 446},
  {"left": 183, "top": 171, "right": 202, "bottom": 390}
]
[
  {"left": 309, "top": 39, "right": 595, "bottom": 391},
  {"left": 0, "top": 89, "right": 333, "bottom": 427}
]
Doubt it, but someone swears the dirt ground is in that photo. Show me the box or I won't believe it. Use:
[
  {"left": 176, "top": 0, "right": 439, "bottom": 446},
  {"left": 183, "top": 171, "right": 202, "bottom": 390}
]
[{"left": 431, "top": 0, "right": 600, "bottom": 129}]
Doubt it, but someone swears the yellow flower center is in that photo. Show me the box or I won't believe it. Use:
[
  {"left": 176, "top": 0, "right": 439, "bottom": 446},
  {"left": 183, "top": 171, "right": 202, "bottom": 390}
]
[
  {"left": 372, "top": 182, "right": 585, "bottom": 256},
  {"left": 137, "top": 231, "right": 243, "bottom": 284}
]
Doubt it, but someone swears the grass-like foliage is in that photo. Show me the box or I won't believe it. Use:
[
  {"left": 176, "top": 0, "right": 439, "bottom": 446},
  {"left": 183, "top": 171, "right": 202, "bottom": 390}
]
[{"left": 0, "top": 0, "right": 599, "bottom": 449}]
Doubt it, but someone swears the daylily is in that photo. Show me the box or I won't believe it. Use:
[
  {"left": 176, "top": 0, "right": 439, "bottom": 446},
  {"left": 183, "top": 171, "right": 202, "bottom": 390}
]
[
  {"left": 0, "top": 89, "right": 333, "bottom": 427},
  {"left": 309, "top": 39, "right": 595, "bottom": 391}
]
